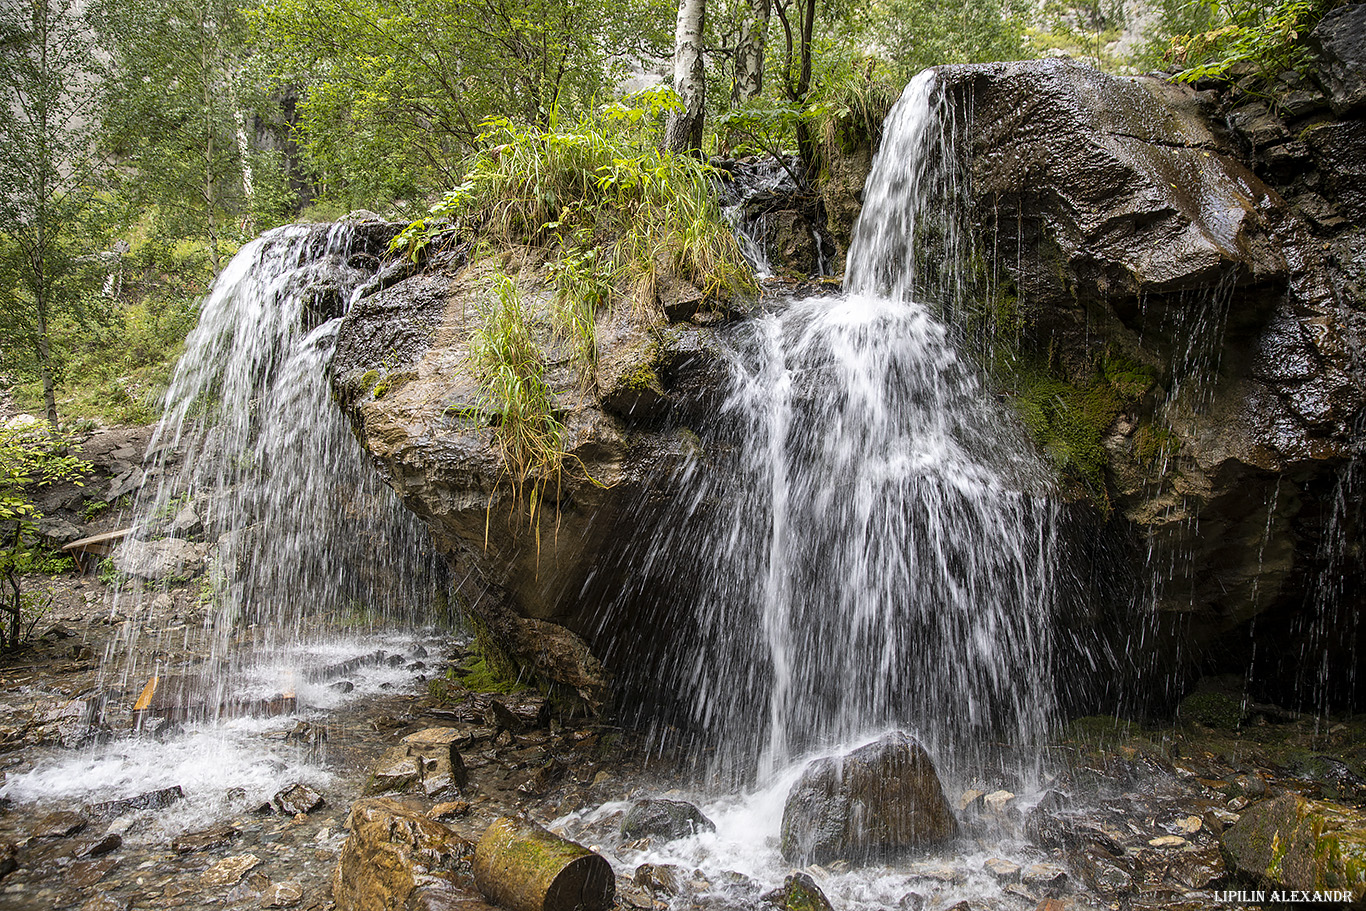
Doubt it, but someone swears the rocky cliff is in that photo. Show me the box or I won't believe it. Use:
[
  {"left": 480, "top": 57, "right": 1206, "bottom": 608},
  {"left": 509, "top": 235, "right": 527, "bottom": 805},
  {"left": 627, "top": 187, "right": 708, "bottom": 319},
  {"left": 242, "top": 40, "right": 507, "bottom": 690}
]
[
  {"left": 331, "top": 247, "right": 734, "bottom": 709},
  {"left": 335, "top": 18, "right": 1365, "bottom": 717},
  {"left": 927, "top": 33, "right": 1363, "bottom": 711}
]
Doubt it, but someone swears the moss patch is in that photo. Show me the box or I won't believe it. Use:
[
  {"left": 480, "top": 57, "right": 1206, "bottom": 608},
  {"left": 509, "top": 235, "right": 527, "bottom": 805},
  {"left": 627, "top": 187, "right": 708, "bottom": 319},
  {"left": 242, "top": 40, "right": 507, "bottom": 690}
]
[
  {"left": 994, "top": 349, "right": 1153, "bottom": 501},
  {"left": 1178, "top": 690, "right": 1247, "bottom": 729}
]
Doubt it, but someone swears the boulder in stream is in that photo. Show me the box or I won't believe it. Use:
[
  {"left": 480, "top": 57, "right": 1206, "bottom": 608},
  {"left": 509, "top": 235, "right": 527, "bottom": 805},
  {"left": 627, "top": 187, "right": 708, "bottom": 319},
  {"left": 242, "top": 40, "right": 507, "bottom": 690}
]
[
  {"left": 1220, "top": 793, "right": 1366, "bottom": 902},
  {"left": 780, "top": 731, "right": 957, "bottom": 864},
  {"left": 761, "top": 872, "right": 833, "bottom": 911},
  {"left": 619, "top": 798, "right": 715, "bottom": 842},
  {"left": 332, "top": 797, "right": 479, "bottom": 911}
]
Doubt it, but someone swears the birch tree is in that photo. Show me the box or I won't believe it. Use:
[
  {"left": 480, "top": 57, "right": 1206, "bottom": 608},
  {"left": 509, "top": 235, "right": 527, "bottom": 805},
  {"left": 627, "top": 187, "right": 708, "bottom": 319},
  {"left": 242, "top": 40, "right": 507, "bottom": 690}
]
[
  {"left": 93, "top": 0, "right": 251, "bottom": 274},
  {"left": 0, "top": 0, "right": 109, "bottom": 426},
  {"left": 663, "top": 0, "right": 707, "bottom": 152},
  {"left": 734, "top": 0, "right": 771, "bottom": 101}
]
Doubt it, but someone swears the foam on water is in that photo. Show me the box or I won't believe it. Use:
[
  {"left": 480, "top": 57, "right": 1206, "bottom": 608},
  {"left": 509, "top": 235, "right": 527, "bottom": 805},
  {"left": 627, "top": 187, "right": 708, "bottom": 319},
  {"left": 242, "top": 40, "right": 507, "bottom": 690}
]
[
  {"left": 556, "top": 733, "right": 1050, "bottom": 910},
  {"left": 3, "top": 632, "right": 437, "bottom": 838}
]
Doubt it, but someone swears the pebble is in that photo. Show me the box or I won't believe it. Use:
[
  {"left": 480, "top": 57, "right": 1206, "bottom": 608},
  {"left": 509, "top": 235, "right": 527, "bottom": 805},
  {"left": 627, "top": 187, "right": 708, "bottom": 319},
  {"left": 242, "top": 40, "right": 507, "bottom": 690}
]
[
  {"left": 263, "top": 881, "right": 304, "bottom": 908},
  {"left": 983, "top": 857, "right": 1021, "bottom": 882},
  {"left": 201, "top": 853, "right": 260, "bottom": 888},
  {"left": 1022, "top": 863, "right": 1067, "bottom": 887},
  {"left": 1175, "top": 815, "right": 1203, "bottom": 834},
  {"left": 1148, "top": 835, "right": 1187, "bottom": 848}
]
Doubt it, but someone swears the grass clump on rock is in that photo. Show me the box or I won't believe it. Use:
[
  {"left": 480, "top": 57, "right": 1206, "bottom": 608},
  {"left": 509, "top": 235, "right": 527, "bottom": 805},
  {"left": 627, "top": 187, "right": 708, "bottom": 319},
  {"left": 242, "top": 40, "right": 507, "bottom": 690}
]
[{"left": 394, "top": 89, "right": 756, "bottom": 348}]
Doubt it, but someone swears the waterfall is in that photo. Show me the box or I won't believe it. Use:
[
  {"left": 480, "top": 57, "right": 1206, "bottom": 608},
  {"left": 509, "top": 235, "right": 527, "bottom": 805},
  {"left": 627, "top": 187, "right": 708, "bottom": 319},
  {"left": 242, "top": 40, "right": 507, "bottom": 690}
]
[
  {"left": 104, "top": 222, "right": 440, "bottom": 715},
  {"left": 616, "top": 73, "right": 1063, "bottom": 780}
]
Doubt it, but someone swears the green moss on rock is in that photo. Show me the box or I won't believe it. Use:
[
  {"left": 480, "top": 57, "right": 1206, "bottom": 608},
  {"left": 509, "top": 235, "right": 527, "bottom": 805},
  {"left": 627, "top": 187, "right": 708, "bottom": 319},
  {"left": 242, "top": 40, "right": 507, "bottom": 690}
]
[
  {"left": 1221, "top": 794, "right": 1366, "bottom": 902},
  {"left": 1178, "top": 690, "right": 1246, "bottom": 729}
]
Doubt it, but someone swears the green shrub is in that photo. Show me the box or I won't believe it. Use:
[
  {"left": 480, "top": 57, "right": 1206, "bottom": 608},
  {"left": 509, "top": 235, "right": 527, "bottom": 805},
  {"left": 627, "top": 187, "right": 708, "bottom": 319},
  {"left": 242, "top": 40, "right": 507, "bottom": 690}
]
[
  {"left": 394, "top": 92, "right": 756, "bottom": 323},
  {"left": 0, "top": 425, "right": 89, "bottom": 647},
  {"left": 1167, "top": 0, "right": 1344, "bottom": 89}
]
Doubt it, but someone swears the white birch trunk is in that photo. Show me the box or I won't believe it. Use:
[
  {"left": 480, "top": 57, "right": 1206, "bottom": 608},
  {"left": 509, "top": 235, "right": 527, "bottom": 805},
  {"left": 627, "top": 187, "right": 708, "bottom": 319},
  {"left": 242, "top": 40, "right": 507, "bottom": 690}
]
[
  {"left": 663, "top": 0, "right": 707, "bottom": 152},
  {"left": 734, "top": 0, "right": 770, "bottom": 102}
]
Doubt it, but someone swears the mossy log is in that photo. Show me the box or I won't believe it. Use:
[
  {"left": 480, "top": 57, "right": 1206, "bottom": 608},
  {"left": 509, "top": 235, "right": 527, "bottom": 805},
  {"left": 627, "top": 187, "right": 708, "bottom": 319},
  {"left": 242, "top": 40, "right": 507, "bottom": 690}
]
[{"left": 473, "top": 816, "right": 614, "bottom": 911}]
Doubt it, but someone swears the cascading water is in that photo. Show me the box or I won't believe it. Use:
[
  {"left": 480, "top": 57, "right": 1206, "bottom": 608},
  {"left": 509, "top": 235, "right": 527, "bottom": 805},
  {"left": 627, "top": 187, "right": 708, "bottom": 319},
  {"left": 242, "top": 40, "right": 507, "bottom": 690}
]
[
  {"left": 106, "top": 223, "right": 441, "bottom": 702},
  {"left": 1, "top": 223, "right": 443, "bottom": 826},
  {"left": 616, "top": 73, "right": 1063, "bottom": 782}
]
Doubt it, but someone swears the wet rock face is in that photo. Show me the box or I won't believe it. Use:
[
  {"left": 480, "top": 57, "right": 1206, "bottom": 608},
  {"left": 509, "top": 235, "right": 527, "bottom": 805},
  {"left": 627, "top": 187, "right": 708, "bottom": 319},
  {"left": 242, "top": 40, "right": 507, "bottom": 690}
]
[
  {"left": 332, "top": 798, "right": 481, "bottom": 911},
  {"left": 1221, "top": 793, "right": 1366, "bottom": 902},
  {"left": 111, "top": 538, "right": 208, "bottom": 582},
  {"left": 935, "top": 58, "right": 1366, "bottom": 703},
  {"left": 949, "top": 59, "right": 1287, "bottom": 302},
  {"left": 1308, "top": 4, "right": 1366, "bottom": 115},
  {"left": 780, "top": 732, "right": 958, "bottom": 865},
  {"left": 332, "top": 255, "right": 731, "bottom": 705}
]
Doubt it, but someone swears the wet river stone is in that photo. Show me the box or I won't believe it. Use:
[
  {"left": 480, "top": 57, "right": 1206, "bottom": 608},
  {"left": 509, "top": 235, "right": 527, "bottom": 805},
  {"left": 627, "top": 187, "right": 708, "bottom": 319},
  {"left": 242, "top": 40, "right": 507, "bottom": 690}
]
[
  {"left": 763, "top": 872, "right": 833, "bottom": 911},
  {"left": 1221, "top": 793, "right": 1366, "bottom": 902},
  {"left": 332, "top": 797, "right": 479, "bottom": 911},
  {"left": 780, "top": 731, "right": 957, "bottom": 865},
  {"left": 620, "top": 798, "right": 715, "bottom": 842}
]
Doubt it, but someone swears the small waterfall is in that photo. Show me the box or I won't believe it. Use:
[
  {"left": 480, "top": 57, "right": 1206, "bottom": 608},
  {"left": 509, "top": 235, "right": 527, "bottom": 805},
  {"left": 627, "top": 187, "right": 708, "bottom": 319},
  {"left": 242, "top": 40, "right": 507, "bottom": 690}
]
[
  {"left": 619, "top": 72, "right": 1063, "bottom": 780},
  {"left": 2, "top": 223, "right": 444, "bottom": 829},
  {"left": 105, "top": 223, "right": 441, "bottom": 715}
]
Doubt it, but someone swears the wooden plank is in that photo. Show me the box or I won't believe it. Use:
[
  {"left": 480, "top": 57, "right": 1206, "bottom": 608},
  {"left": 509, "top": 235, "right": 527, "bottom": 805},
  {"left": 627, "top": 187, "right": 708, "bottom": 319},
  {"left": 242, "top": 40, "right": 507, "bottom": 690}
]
[{"left": 62, "top": 527, "right": 137, "bottom": 554}]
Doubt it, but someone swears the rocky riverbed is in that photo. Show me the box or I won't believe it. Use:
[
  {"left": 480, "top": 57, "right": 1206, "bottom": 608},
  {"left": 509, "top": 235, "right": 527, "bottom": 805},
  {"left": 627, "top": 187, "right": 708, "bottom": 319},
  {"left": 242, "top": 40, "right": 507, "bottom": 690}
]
[{"left": 3, "top": 563, "right": 1365, "bottom": 911}]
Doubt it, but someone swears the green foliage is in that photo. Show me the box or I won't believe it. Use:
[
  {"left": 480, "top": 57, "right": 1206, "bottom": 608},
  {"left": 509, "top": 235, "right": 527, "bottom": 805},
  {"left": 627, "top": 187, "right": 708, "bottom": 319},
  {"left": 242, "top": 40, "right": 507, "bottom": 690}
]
[
  {"left": 402, "top": 96, "right": 755, "bottom": 317},
  {"left": 12, "top": 290, "right": 199, "bottom": 425},
  {"left": 91, "top": 0, "right": 260, "bottom": 273},
  {"left": 0, "top": 424, "right": 89, "bottom": 648},
  {"left": 247, "top": 0, "right": 673, "bottom": 213},
  {"left": 717, "top": 100, "right": 806, "bottom": 158},
  {"left": 549, "top": 244, "right": 613, "bottom": 382},
  {"left": 0, "top": 0, "right": 114, "bottom": 425},
  {"left": 467, "top": 273, "right": 566, "bottom": 533},
  {"left": 1166, "top": 0, "right": 1341, "bottom": 88},
  {"left": 1029, "top": 0, "right": 1126, "bottom": 66},
  {"left": 97, "top": 556, "right": 124, "bottom": 589},
  {"left": 868, "top": 0, "right": 1029, "bottom": 79}
]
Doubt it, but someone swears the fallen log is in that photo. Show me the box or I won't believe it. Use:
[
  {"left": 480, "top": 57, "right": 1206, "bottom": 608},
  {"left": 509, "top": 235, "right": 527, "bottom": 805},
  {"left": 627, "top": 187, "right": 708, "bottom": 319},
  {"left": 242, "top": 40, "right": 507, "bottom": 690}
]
[{"left": 473, "top": 816, "right": 613, "bottom": 911}]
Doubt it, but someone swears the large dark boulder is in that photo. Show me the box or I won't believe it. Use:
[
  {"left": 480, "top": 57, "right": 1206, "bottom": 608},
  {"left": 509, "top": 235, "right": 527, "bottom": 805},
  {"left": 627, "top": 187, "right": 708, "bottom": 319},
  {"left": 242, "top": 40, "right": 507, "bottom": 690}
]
[
  {"left": 1308, "top": 4, "right": 1366, "bottom": 115},
  {"left": 1221, "top": 794, "right": 1366, "bottom": 903},
  {"left": 779, "top": 732, "right": 957, "bottom": 865},
  {"left": 332, "top": 254, "right": 733, "bottom": 707},
  {"left": 930, "top": 59, "right": 1366, "bottom": 707}
]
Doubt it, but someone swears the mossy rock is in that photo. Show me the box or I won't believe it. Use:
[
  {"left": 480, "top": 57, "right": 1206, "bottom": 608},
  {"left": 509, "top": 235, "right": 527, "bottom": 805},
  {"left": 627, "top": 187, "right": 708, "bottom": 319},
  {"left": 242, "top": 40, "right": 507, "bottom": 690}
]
[
  {"left": 1178, "top": 690, "right": 1247, "bottom": 729},
  {"left": 1065, "top": 714, "right": 1138, "bottom": 746},
  {"left": 763, "top": 873, "right": 833, "bottom": 911},
  {"left": 1221, "top": 793, "right": 1366, "bottom": 902}
]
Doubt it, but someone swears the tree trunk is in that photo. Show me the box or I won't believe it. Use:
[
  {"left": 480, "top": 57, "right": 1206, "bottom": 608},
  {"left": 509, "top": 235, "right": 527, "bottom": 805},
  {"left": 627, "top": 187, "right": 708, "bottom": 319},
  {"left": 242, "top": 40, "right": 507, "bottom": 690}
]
[
  {"left": 36, "top": 307, "right": 58, "bottom": 427},
  {"left": 473, "top": 816, "right": 614, "bottom": 911},
  {"left": 775, "top": 0, "right": 818, "bottom": 169},
  {"left": 662, "top": 0, "right": 707, "bottom": 153},
  {"left": 202, "top": 23, "right": 221, "bottom": 273},
  {"left": 734, "top": 0, "right": 770, "bottom": 102}
]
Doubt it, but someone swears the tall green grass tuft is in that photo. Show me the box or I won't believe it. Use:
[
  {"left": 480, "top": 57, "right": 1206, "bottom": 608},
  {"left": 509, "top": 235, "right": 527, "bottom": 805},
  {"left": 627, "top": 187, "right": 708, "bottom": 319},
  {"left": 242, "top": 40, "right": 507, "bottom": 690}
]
[
  {"left": 468, "top": 274, "right": 565, "bottom": 522},
  {"left": 396, "top": 91, "right": 756, "bottom": 369}
]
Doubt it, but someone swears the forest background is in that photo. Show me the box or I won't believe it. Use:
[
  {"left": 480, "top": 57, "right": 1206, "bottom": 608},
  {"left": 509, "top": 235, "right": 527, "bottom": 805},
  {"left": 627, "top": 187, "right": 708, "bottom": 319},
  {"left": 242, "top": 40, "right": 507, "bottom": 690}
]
[{"left": 0, "top": 0, "right": 1340, "bottom": 428}]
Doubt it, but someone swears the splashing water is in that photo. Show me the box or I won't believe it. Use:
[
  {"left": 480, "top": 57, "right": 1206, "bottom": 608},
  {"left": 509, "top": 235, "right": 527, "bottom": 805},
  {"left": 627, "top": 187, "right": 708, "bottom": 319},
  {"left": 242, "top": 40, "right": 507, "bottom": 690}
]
[
  {"left": 614, "top": 72, "right": 1062, "bottom": 782},
  {"left": 106, "top": 223, "right": 440, "bottom": 702},
  {"left": 0, "top": 224, "right": 445, "bottom": 828}
]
